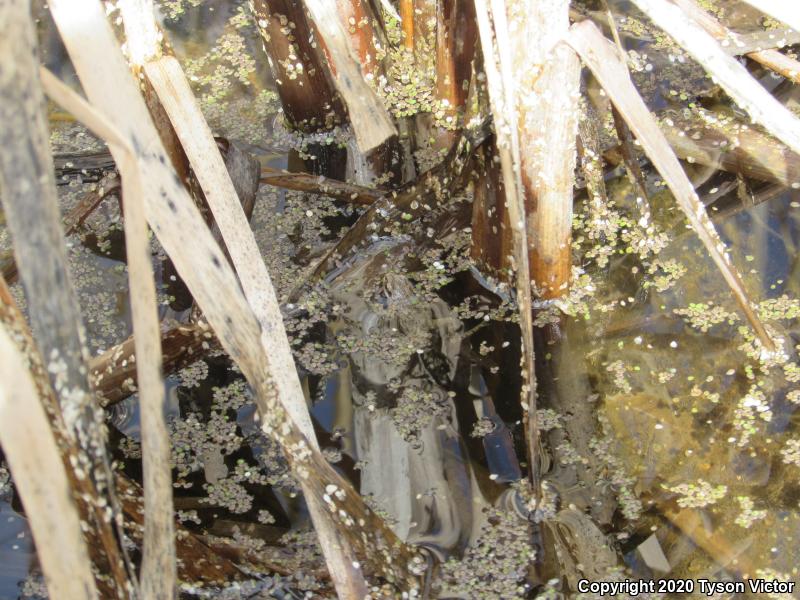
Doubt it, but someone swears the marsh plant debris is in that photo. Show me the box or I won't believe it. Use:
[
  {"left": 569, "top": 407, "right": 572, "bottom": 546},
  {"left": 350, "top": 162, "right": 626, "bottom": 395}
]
[{"left": 1, "top": 0, "right": 800, "bottom": 598}]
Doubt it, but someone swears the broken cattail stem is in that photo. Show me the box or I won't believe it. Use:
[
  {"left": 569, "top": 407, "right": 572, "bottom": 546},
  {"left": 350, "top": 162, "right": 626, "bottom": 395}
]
[
  {"left": 261, "top": 166, "right": 383, "bottom": 204},
  {"left": 670, "top": 0, "right": 800, "bottom": 85},
  {"left": 253, "top": 0, "right": 345, "bottom": 132},
  {"left": 0, "top": 5, "right": 134, "bottom": 595},
  {"left": 302, "top": 0, "right": 398, "bottom": 152},
  {"left": 39, "top": 63, "right": 178, "bottom": 600},
  {"left": 629, "top": 0, "right": 800, "bottom": 157},
  {"left": 0, "top": 322, "right": 98, "bottom": 600},
  {"left": 567, "top": 20, "right": 776, "bottom": 352},
  {"left": 508, "top": 1, "right": 580, "bottom": 301}
]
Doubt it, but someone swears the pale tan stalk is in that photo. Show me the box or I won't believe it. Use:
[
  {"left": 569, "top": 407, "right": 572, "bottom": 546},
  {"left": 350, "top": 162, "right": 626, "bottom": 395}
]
[
  {"left": 473, "top": 0, "right": 539, "bottom": 492},
  {"left": 671, "top": 0, "right": 800, "bottom": 85},
  {"left": 0, "top": 3, "right": 133, "bottom": 594},
  {"left": 39, "top": 66, "right": 177, "bottom": 600},
  {"left": 629, "top": 0, "right": 800, "bottom": 158},
  {"left": 567, "top": 20, "right": 775, "bottom": 352},
  {"left": 0, "top": 323, "right": 97, "bottom": 600},
  {"left": 143, "top": 55, "right": 368, "bottom": 598}
]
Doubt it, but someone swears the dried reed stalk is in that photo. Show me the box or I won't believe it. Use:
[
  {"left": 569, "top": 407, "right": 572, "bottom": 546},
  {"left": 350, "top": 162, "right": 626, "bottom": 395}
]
[
  {"left": 671, "top": 0, "right": 800, "bottom": 85},
  {"left": 2, "top": 275, "right": 241, "bottom": 592},
  {"left": 567, "top": 20, "right": 776, "bottom": 352},
  {"left": 473, "top": 0, "right": 540, "bottom": 493},
  {"left": 142, "top": 53, "right": 369, "bottom": 598},
  {"left": 49, "top": 0, "right": 423, "bottom": 591},
  {"left": 400, "top": 0, "right": 415, "bottom": 51},
  {"left": 91, "top": 322, "right": 212, "bottom": 406},
  {"left": 0, "top": 3, "right": 133, "bottom": 594},
  {"left": 39, "top": 65, "right": 178, "bottom": 599},
  {"left": 303, "top": 0, "right": 397, "bottom": 152},
  {"left": 629, "top": 0, "right": 800, "bottom": 158},
  {"left": 509, "top": 1, "right": 581, "bottom": 300},
  {"left": 739, "top": 0, "right": 800, "bottom": 35},
  {"left": 0, "top": 323, "right": 98, "bottom": 600}
]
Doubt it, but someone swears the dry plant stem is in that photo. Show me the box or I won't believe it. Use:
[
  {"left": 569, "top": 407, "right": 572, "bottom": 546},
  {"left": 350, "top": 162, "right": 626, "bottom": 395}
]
[
  {"left": 39, "top": 66, "right": 178, "bottom": 600},
  {"left": 508, "top": 1, "right": 580, "bottom": 300},
  {"left": 91, "top": 323, "right": 211, "bottom": 406},
  {"left": 123, "top": 0, "right": 368, "bottom": 598},
  {"left": 670, "top": 0, "right": 800, "bottom": 85},
  {"left": 629, "top": 0, "right": 800, "bottom": 158},
  {"left": 48, "top": 1, "right": 422, "bottom": 590},
  {"left": 260, "top": 166, "right": 382, "bottom": 205},
  {"left": 400, "top": 0, "right": 415, "bottom": 51},
  {"left": 303, "top": 0, "right": 397, "bottom": 152},
  {"left": 660, "top": 109, "right": 800, "bottom": 186},
  {"left": 142, "top": 54, "right": 368, "bottom": 598},
  {"left": 473, "top": 0, "right": 539, "bottom": 494},
  {"left": 0, "top": 4, "right": 133, "bottom": 595},
  {"left": 0, "top": 323, "right": 98, "bottom": 600},
  {"left": 739, "top": 0, "right": 800, "bottom": 35},
  {"left": 567, "top": 20, "right": 775, "bottom": 352},
  {"left": 0, "top": 278, "right": 132, "bottom": 599}
]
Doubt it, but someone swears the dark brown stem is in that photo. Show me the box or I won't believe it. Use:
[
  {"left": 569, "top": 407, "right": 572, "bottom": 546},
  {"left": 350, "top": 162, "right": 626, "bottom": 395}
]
[
  {"left": 252, "top": 0, "right": 345, "bottom": 132},
  {"left": 260, "top": 165, "right": 382, "bottom": 205}
]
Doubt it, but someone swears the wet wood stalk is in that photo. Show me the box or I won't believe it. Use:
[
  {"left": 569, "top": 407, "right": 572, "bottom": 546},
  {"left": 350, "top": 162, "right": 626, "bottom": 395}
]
[
  {"left": 252, "top": 0, "right": 345, "bottom": 132},
  {"left": 472, "top": 0, "right": 540, "bottom": 496}
]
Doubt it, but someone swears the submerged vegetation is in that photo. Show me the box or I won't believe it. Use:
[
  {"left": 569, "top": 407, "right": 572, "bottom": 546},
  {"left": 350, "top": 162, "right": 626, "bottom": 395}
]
[{"left": 0, "top": 0, "right": 800, "bottom": 598}]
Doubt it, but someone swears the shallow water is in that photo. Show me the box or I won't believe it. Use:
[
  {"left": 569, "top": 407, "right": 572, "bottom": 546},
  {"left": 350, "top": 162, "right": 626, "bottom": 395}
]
[{"left": 2, "top": 0, "right": 800, "bottom": 597}]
